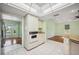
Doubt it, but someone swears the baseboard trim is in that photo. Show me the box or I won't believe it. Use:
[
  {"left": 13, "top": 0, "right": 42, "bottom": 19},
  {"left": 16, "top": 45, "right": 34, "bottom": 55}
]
[{"left": 24, "top": 42, "right": 45, "bottom": 51}]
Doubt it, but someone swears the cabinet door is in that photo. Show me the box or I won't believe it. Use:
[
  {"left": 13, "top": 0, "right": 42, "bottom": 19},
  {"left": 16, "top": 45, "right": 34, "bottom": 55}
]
[
  {"left": 33, "top": 16, "right": 38, "bottom": 31},
  {"left": 38, "top": 34, "right": 45, "bottom": 42},
  {"left": 27, "top": 15, "right": 38, "bottom": 31}
]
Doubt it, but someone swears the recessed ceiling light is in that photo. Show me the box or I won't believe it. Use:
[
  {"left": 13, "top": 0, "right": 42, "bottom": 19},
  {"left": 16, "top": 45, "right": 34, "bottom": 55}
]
[{"left": 71, "top": 10, "right": 74, "bottom": 12}]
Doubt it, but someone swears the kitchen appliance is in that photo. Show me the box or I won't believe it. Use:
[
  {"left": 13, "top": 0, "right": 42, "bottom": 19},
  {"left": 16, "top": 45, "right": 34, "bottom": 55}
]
[{"left": 29, "top": 31, "right": 38, "bottom": 43}]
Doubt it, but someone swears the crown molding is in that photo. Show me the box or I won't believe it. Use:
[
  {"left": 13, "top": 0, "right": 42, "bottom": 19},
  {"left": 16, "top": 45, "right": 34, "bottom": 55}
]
[{"left": 4, "top": 3, "right": 74, "bottom": 17}]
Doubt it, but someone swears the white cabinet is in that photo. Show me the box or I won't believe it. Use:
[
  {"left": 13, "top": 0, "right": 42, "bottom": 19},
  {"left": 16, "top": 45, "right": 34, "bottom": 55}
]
[
  {"left": 38, "top": 33, "right": 46, "bottom": 42},
  {"left": 27, "top": 15, "right": 38, "bottom": 31},
  {"left": 24, "top": 14, "right": 46, "bottom": 50},
  {"left": 24, "top": 14, "right": 39, "bottom": 50},
  {"left": 26, "top": 33, "right": 46, "bottom": 50}
]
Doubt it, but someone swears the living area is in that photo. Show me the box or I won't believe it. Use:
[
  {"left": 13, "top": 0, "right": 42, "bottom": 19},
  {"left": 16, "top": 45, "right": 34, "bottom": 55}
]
[{"left": 0, "top": 3, "right": 79, "bottom": 55}]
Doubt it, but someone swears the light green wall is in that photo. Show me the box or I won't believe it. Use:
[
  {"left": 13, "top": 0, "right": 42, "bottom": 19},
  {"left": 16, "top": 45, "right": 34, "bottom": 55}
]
[
  {"left": 70, "top": 21, "right": 79, "bottom": 34},
  {"left": 55, "top": 21, "right": 79, "bottom": 35},
  {"left": 55, "top": 23, "right": 65, "bottom": 35},
  {"left": 46, "top": 20, "right": 56, "bottom": 38},
  {"left": 46, "top": 20, "right": 79, "bottom": 38},
  {"left": 18, "top": 22, "right": 22, "bottom": 37},
  {"left": 4, "top": 20, "right": 22, "bottom": 37}
]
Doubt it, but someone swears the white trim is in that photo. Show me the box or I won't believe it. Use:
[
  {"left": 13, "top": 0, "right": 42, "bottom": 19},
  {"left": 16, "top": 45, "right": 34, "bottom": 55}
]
[
  {"left": 43, "top": 3, "right": 74, "bottom": 16},
  {"left": 6, "top": 3, "right": 38, "bottom": 16},
  {"left": 55, "top": 19, "right": 79, "bottom": 23},
  {"left": 1, "top": 12, "right": 21, "bottom": 21},
  {"left": 5, "top": 3, "right": 74, "bottom": 17},
  {"left": 22, "top": 16, "right": 25, "bottom": 46}
]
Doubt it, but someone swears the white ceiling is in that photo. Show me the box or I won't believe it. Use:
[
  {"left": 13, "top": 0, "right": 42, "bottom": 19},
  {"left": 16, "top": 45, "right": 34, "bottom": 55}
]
[
  {"left": 0, "top": 3, "right": 26, "bottom": 17},
  {"left": 43, "top": 3, "right": 79, "bottom": 22},
  {"left": 0, "top": 3, "right": 74, "bottom": 16},
  {"left": 1, "top": 3, "right": 79, "bottom": 22},
  {"left": 35, "top": 3, "right": 47, "bottom": 7},
  {"left": 25, "top": 3, "right": 57, "bottom": 12}
]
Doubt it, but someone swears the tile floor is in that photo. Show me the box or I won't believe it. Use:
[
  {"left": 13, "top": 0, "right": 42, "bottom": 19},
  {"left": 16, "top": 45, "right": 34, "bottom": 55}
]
[
  {"left": 4, "top": 40, "right": 64, "bottom": 55},
  {"left": 26, "top": 40, "right": 64, "bottom": 55}
]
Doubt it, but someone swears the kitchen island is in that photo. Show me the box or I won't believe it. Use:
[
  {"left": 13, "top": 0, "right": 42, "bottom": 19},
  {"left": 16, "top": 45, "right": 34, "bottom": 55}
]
[{"left": 63, "top": 34, "right": 79, "bottom": 55}]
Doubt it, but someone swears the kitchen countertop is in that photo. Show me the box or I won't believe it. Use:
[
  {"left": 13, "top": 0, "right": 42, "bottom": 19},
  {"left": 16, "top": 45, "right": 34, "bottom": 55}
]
[
  {"left": 64, "top": 34, "right": 79, "bottom": 42},
  {"left": 38, "top": 32, "right": 45, "bottom": 34}
]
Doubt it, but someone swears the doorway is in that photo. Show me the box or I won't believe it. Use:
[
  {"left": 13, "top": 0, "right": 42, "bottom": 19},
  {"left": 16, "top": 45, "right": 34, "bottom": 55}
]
[{"left": 3, "top": 20, "right": 22, "bottom": 47}]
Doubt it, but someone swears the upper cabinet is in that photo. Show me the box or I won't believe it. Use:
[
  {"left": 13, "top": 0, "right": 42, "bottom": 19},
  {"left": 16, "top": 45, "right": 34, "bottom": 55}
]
[
  {"left": 38, "top": 20, "right": 46, "bottom": 33},
  {"left": 26, "top": 15, "right": 39, "bottom": 31},
  {"left": 24, "top": 14, "right": 46, "bottom": 33}
]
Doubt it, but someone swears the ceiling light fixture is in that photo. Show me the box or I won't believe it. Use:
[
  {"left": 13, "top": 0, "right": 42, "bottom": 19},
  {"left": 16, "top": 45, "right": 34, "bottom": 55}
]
[{"left": 71, "top": 10, "right": 74, "bottom": 12}]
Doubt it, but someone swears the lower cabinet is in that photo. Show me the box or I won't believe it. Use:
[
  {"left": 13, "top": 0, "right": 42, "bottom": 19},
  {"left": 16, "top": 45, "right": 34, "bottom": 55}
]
[
  {"left": 38, "top": 33, "right": 46, "bottom": 42},
  {"left": 25, "top": 33, "right": 46, "bottom": 50}
]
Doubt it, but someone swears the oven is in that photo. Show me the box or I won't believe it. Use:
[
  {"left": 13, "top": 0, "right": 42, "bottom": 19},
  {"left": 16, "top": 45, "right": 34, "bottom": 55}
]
[{"left": 29, "top": 31, "right": 38, "bottom": 43}]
